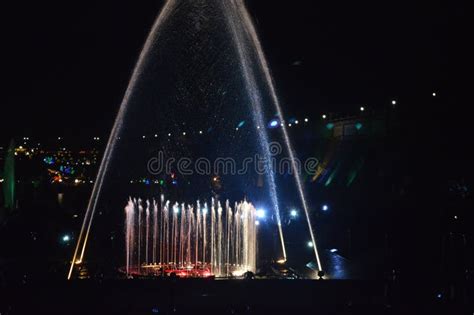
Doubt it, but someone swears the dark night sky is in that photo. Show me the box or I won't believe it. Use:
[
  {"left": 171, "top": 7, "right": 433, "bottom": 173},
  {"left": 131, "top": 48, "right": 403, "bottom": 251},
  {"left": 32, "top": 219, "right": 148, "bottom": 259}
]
[{"left": 0, "top": 0, "right": 470, "bottom": 142}]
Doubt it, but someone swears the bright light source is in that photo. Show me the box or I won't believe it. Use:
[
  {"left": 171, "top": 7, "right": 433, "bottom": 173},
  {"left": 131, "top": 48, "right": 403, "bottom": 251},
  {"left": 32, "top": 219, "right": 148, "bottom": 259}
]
[
  {"left": 154, "top": 134, "right": 158, "bottom": 138},
  {"left": 173, "top": 206, "right": 179, "bottom": 214},
  {"left": 256, "top": 209, "right": 266, "bottom": 219},
  {"left": 295, "top": 120, "right": 299, "bottom": 124},
  {"left": 290, "top": 209, "right": 298, "bottom": 217},
  {"left": 304, "top": 118, "right": 309, "bottom": 122},
  {"left": 231, "top": 269, "right": 247, "bottom": 277},
  {"left": 168, "top": 133, "right": 171, "bottom": 137},
  {"left": 202, "top": 207, "right": 208, "bottom": 215},
  {"left": 276, "top": 259, "right": 286, "bottom": 264},
  {"left": 255, "top": 220, "right": 260, "bottom": 226},
  {"left": 391, "top": 100, "right": 397, "bottom": 105},
  {"left": 432, "top": 92, "right": 437, "bottom": 97},
  {"left": 182, "top": 132, "right": 186, "bottom": 136},
  {"left": 322, "top": 114, "right": 327, "bottom": 119},
  {"left": 269, "top": 119, "right": 279, "bottom": 128},
  {"left": 142, "top": 135, "right": 146, "bottom": 139},
  {"left": 322, "top": 204, "right": 329, "bottom": 211},
  {"left": 62, "top": 234, "right": 71, "bottom": 242},
  {"left": 288, "top": 123, "right": 292, "bottom": 127},
  {"left": 199, "top": 130, "right": 203, "bottom": 134},
  {"left": 360, "top": 106, "right": 365, "bottom": 112},
  {"left": 330, "top": 248, "right": 338, "bottom": 253},
  {"left": 454, "top": 215, "right": 458, "bottom": 220},
  {"left": 307, "top": 241, "right": 314, "bottom": 248}
]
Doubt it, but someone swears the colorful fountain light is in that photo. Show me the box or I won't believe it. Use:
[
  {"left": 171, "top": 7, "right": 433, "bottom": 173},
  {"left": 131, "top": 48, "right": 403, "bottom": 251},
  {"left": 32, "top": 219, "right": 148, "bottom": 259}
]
[
  {"left": 68, "top": 0, "right": 324, "bottom": 279},
  {"left": 124, "top": 197, "right": 258, "bottom": 278}
]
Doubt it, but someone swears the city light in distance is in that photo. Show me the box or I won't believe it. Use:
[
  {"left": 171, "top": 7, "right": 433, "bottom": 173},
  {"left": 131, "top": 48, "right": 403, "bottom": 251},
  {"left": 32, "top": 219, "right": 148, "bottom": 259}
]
[
  {"left": 322, "top": 204, "right": 329, "bottom": 211},
  {"left": 432, "top": 92, "right": 437, "bottom": 97},
  {"left": 295, "top": 120, "right": 299, "bottom": 124},
  {"left": 330, "top": 248, "right": 338, "bottom": 253},
  {"left": 322, "top": 114, "right": 327, "bottom": 119},
  {"left": 304, "top": 118, "right": 309, "bottom": 122},
  {"left": 182, "top": 132, "right": 186, "bottom": 136},
  {"left": 307, "top": 241, "right": 314, "bottom": 248},
  {"left": 360, "top": 106, "right": 365, "bottom": 112},
  {"left": 255, "top": 220, "right": 260, "bottom": 226},
  {"left": 269, "top": 119, "right": 279, "bottom": 128},
  {"left": 391, "top": 100, "right": 397, "bottom": 105},
  {"left": 290, "top": 209, "right": 298, "bottom": 217},
  {"left": 62, "top": 234, "right": 71, "bottom": 242},
  {"left": 199, "top": 130, "right": 203, "bottom": 134}
]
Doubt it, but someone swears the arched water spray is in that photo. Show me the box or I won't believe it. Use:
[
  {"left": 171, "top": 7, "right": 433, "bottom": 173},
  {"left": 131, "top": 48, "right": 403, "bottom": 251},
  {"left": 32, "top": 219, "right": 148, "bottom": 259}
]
[
  {"left": 224, "top": 0, "right": 323, "bottom": 270},
  {"left": 69, "top": 0, "right": 322, "bottom": 279},
  {"left": 67, "top": 0, "right": 177, "bottom": 280},
  {"left": 222, "top": 0, "right": 287, "bottom": 262}
]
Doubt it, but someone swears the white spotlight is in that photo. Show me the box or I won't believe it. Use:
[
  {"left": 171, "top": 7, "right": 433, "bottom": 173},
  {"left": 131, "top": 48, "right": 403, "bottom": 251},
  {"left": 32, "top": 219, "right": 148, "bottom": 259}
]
[{"left": 256, "top": 209, "right": 266, "bottom": 219}]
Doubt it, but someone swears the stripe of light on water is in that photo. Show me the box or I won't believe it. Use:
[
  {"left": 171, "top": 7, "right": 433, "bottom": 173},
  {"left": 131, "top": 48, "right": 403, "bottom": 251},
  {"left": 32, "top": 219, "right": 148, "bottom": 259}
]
[
  {"left": 234, "top": 0, "right": 322, "bottom": 270},
  {"left": 67, "top": 0, "right": 177, "bottom": 280},
  {"left": 222, "top": 1, "right": 287, "bottom": 261}
]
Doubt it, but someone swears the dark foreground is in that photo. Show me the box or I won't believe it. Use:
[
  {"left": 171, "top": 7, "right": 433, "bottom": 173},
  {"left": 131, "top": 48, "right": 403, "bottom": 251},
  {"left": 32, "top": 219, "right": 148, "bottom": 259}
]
[{"left": 1, "top": 279, "right": 473, "bottom": 314}]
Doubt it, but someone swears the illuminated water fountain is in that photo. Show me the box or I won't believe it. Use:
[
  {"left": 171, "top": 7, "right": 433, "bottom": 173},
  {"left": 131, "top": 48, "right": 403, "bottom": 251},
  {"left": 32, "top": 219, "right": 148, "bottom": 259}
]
[
  {"left": 68, "top": 0, "right": 323, "bottom": 279},
  {"left": 124, "top": 197, "right": 257, "bottom": 278}
]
